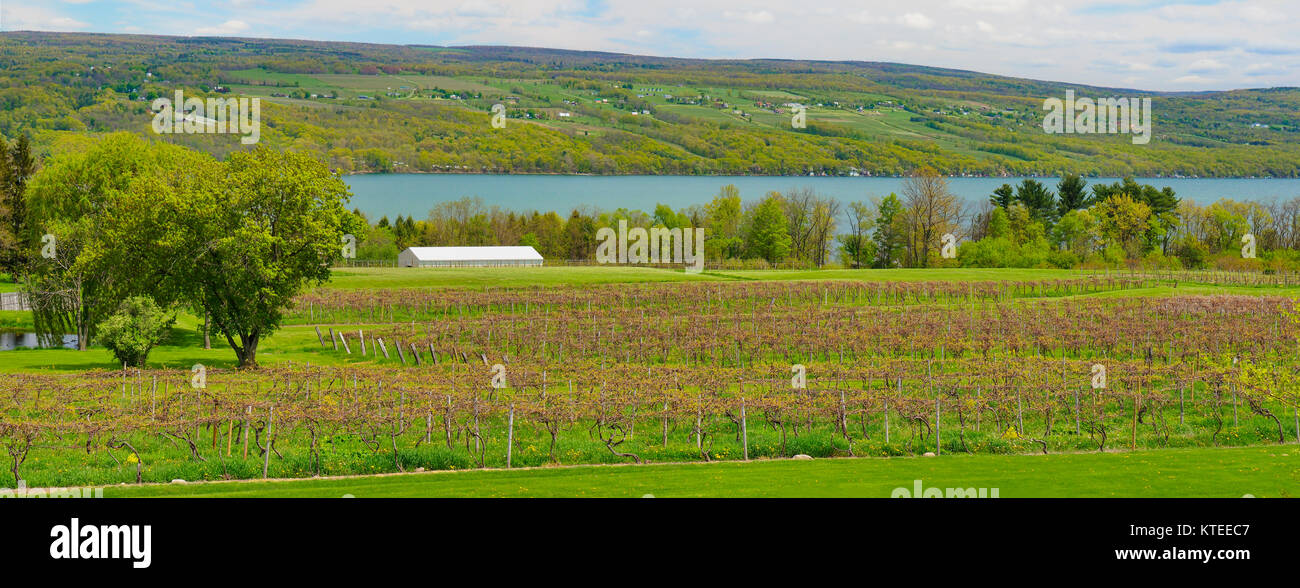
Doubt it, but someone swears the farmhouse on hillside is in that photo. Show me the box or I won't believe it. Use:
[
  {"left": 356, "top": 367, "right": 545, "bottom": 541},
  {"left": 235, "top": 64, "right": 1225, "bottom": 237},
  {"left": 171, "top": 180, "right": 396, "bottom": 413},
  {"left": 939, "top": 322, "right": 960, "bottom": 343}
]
[{"left": 397, "top": 246, "right": 544, "bottom": 268}]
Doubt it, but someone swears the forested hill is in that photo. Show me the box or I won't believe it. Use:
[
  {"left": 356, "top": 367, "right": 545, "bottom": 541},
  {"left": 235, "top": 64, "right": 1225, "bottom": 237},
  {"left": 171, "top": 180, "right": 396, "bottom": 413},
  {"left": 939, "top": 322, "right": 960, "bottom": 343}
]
[{"left": 3, "top": 31, "right": 1299, "bottom": 177}]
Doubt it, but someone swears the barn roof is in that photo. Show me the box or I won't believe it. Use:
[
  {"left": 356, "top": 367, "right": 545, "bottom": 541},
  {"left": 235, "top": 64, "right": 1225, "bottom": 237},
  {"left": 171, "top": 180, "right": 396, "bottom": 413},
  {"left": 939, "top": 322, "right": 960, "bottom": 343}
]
[{"left": 401, "top": 246, "right": 543, "bottom": 261}]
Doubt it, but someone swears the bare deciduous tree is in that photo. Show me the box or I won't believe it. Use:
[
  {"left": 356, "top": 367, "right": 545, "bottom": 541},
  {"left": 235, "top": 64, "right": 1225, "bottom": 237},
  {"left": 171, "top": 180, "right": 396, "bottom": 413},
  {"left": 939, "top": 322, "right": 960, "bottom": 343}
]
[{"left": 900, "top": 169, "right": 965, "bottom": 267}]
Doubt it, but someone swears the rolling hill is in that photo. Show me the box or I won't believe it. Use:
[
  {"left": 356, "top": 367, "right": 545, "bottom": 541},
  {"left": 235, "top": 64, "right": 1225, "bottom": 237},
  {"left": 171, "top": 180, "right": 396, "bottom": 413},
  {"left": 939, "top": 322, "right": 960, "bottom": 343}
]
[{"left": 1, "top": 31, "right": 1298, "bottom": 177}]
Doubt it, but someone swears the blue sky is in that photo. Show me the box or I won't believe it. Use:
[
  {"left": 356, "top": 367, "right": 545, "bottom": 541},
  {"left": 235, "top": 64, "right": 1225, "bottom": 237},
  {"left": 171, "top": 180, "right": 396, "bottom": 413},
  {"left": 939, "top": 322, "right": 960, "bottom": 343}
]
[{"left": 3, "top": 0, "right": 1297, "bottom": 91}]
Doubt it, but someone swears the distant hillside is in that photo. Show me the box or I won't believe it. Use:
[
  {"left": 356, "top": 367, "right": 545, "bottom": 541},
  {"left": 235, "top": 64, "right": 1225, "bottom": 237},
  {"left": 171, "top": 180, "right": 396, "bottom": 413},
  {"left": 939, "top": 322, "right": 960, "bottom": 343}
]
[{"left": 2, "top": 31, "right": 1298, "bottom": 177}]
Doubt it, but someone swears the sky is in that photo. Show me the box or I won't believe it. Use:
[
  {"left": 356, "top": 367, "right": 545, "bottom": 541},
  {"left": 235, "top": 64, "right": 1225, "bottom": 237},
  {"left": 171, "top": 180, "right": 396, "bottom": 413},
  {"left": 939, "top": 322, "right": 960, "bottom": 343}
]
[{"left": 2, "top": 0, "right": 1298, "bottom": 91}]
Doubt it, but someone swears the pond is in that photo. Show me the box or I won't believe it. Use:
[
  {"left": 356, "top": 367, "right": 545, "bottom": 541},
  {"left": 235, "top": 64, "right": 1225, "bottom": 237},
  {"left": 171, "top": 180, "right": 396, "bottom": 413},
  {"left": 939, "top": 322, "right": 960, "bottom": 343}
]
[{"left": 0, "top": 332, "right": 79, "bottom": 351}]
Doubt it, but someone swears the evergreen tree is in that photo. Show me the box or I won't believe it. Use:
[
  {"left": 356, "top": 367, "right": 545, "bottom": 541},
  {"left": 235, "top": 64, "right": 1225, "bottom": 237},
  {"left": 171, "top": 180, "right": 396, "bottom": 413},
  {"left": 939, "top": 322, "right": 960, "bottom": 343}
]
[
  {"left": 1015, "top": 179, "right": 1057, "bottom": 226},
  {"left": 990, "top": 184, "right": 1014, "bottom": 209},
  {"left": 1056, "top": 174, "right": 1090, "bottom": 217}
]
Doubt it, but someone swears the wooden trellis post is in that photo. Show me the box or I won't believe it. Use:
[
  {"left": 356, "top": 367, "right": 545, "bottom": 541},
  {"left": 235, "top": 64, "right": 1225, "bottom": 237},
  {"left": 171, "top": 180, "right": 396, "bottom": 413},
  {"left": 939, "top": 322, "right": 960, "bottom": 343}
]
[
  {"left": 935, "top": 397, "right": 941, "bottom": 456},
  {"left": 740, "top": 397, "right": 749, "bottom": 461},
  {"left": 507, "top": 404, "right": 515, "bottom": 468}
]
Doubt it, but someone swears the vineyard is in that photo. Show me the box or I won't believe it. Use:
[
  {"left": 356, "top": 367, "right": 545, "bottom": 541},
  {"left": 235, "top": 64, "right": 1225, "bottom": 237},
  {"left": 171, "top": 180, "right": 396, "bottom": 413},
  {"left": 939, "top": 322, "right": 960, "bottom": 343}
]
[{"left": 3, "top": 277, "right": 1299, "bottom": 489}]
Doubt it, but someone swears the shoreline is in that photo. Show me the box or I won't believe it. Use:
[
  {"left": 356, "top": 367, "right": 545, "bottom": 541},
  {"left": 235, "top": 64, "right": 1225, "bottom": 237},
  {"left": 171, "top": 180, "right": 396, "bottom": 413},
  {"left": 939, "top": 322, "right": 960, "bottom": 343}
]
[{"left": 341, "top": 170, "right": 1300, "bottom": 180}]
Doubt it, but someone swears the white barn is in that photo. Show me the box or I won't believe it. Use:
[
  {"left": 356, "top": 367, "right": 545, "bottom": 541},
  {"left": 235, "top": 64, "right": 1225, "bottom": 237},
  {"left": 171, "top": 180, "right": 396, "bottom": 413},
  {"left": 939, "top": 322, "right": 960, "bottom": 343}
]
[{"left": 398, "top": 246, "right": 544, "bottom": 268}]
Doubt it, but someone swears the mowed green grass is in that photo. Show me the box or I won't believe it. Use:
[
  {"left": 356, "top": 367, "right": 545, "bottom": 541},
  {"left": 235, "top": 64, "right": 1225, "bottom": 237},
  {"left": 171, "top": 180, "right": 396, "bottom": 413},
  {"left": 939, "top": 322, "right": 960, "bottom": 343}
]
[
  {"left": 0, "top": 313, "right": 360, "bottom": 373},
  {"left": 102, "top": 446, "right": 1299, "bottom": 498}
]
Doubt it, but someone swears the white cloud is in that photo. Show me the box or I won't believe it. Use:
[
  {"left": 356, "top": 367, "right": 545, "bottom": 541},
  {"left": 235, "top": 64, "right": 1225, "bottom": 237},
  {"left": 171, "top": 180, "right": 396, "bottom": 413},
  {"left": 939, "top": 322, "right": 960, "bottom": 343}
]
[
  {"left": 195, "top": 20, "right": 250, "bottom": 35},
  {"left": 949, "top": 0, "right": 1027, "bottom": 13},
  {"left": 1187, "top": 58, "right": 1227, "bottom": 73},
  {"left": 899, "top": 12, "right": 934, "bottom": 30},
  {"left": 20, "top": 0, "right": 1300, "bottom": 91},
  {"left": 723, "top": 10, "right": 775, "bottom": 24},
  {"left": 457, "top": 1, "right": 502, "bottom": 17},
  {"left": 847, "top": 11, "right": 885, "bottom": 24},
  {"left": 1, "top": 5, "right": 90, "bottom": 30}
]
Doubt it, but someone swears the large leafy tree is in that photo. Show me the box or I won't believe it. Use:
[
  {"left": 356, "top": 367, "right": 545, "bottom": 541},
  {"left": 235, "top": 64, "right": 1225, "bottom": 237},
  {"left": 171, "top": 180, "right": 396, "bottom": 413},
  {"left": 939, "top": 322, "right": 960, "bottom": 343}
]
[
  {"left": 24, "top": 134, "right": 203, "bottom": 349},
  {"left": 744, "top": 192, "right": 791, "bottom": 264},
  {"left": 872, "top": 193, "right": 905, "bottom": 268},
  {"left": 1093, "top": 178, "right": 1180, "bottom": 253},
  {"left": 0, "top": 134, "right": 36, "bottom": 273},
  {"left": 1094, "top": 194, "right": 1152, "bottom": 258},
  {"left": 704, "top": 185, "right": 743, "bottom": 260},
  {"left": 177, "top": 147, "right": 361, "bottom": 368}
]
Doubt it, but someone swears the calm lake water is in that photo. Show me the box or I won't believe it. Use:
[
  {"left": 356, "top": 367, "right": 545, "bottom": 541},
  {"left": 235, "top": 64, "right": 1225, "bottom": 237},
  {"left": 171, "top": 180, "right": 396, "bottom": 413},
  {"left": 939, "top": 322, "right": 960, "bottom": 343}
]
[
  {"left": 343, "top": 175, "right": 1300, "bottom": 221},
  {"left": 0, "top": 332, "right": 78, "bottom": 351}
]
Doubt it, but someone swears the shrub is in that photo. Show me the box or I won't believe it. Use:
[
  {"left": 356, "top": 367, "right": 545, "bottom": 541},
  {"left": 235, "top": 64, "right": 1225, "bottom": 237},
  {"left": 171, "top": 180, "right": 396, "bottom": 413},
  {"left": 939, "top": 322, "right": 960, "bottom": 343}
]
[{"left": 95, "top": 296, "right": 175, "bottom": 368}]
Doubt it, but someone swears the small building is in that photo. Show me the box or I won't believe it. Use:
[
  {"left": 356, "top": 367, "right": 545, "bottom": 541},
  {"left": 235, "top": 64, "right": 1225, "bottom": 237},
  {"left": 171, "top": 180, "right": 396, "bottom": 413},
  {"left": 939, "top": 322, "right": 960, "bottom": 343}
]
[{"left": 398, "top": 246, "right": 544, "bottom": 268}]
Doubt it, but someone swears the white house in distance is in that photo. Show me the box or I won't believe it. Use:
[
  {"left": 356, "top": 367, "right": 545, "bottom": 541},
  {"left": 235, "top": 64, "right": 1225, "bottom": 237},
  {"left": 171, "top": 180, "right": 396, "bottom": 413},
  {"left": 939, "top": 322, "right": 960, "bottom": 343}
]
[{"left": 397, "top": 246, "right": 544, "bottom": 268}]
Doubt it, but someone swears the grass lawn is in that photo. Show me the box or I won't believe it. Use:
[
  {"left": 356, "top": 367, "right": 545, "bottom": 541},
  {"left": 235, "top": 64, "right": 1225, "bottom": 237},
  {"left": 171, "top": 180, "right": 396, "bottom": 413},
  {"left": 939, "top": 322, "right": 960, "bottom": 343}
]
[
  {"left": 0, "top": 309, "right": 33, "bottom": 329},
  {"left": 0, "top": 315, "right": 362, "bottom": 373},
  {"left": 102, "top": 446, "right": 1298, "bottom": 498}
]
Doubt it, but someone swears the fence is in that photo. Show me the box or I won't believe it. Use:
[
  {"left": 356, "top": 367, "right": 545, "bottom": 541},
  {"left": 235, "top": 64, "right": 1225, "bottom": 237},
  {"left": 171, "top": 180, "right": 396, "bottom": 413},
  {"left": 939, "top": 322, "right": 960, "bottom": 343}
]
[
  {"left": 0, "top": 292, "right": 29, "bottom": 311},
  {"left": 1095, "top": 267, "right": 1300, "bottom": 288}
]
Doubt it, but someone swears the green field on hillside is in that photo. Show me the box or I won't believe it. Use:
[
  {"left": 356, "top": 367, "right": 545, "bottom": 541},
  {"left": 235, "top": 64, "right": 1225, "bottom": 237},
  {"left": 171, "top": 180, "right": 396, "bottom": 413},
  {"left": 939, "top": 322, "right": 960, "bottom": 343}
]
[{"left": 7, "top": 32, "right": 1300, "bottom": 177}]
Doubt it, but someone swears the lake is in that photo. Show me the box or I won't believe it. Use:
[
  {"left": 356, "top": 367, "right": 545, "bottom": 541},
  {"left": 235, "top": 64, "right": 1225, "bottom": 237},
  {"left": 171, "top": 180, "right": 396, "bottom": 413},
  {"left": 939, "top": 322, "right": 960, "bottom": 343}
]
[{"left": 343, "top": 174, "right": 1300, "bottom": 221}]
